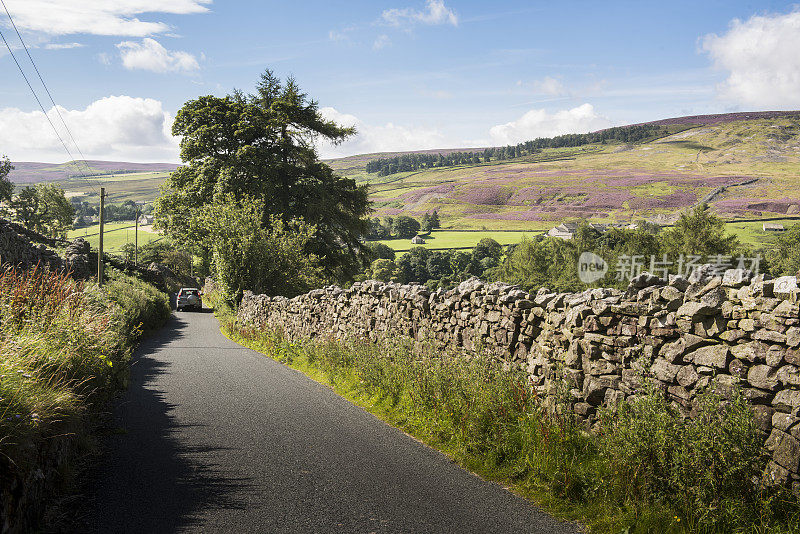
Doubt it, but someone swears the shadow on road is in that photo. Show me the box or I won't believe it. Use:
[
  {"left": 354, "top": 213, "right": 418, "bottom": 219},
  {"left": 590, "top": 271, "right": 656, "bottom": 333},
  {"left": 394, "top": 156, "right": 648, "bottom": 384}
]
[{"left": 81, "top": 314, "right": 253, "bottom": 533}]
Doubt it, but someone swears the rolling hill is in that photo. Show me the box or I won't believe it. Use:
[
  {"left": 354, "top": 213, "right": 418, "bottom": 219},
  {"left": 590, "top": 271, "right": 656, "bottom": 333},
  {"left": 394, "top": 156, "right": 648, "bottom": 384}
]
[
  {"left": 8, "top": 160, "right": 179, "bottom": 184},
  {"left": 7, "top": 111, "right": 800, "bottom": 240},
  {"left": 327, "top": 111, "right": 800, "bottom": 232}
]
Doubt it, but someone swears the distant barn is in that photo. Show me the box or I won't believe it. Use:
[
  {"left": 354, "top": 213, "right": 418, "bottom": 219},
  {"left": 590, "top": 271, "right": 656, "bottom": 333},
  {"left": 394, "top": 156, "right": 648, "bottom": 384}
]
[
  {"left": 547, "top": 222, "right": 579, "bottom": 240},
  {"left": 763, "top": 223, "right": 786, "bottom": 232},
  {"left": 411, "top": 235, "right": 426, "bottom": 244}
]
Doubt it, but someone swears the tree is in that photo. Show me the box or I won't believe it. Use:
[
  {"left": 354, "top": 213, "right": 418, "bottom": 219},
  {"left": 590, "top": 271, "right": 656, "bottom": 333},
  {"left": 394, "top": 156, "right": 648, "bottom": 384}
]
[
  {"left": 10, "top": 183, "right": 74, "bottom": 238},
  {"left": 449, "top": 250, "right": 470, "bottom": 275},
  {"left": 154, "top": 69, "right": 370, "bottom": 282},
  {"left": 366, "top": 242, "right": 395, "bottom": 261},
  {"left": 429, "top": 210, "right": 440, "bottom": 229},
  {"left": 200, "top": 195, "right": 326, "bottom": 303},
  {"left": 366, "top": 217, "right": 391, "bottom": 240},
  {"left": 426, "top": 251, "right": 452, "bottom": 280},
  {"left": 767, "top": 223, "right": 800, "bottom": 276},
  {"left": 395, "top": 247, "right": 431, "bottom": 283},
  {"left": 660, "top": 204, "right": 738, "bottom": 257},
  {"left": 421, "top": 212, "right": 433, "bottom": 233},
  {"left": 392, "top": 215, "right": 421, "bottom": 239},
  {"left": 471, "top": 237, "right": 503, "bottom": 264},
  {"left": 369, "top": 258, "right": 396, "bottom": 281},
  {"left": 0, "top": 156, "right": 14, "bottom": 213}
]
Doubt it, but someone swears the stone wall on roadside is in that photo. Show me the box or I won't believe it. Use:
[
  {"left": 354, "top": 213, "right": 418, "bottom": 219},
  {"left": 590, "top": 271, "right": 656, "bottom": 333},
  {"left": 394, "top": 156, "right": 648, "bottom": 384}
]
[
  {"left": 0, "top": 219, "right": 64, "bottom": 272},
  {"left": 237, "top": 267, "right": 800, "bottom": 492}
]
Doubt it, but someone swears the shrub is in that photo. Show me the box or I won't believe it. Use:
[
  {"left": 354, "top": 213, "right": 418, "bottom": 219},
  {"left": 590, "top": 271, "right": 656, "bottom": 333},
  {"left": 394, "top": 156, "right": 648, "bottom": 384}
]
[
  {"left": 105, "top": 272, "right": 171, "bottom": 338},
  {"left": 600, "top": 386, "right": 771, "bottom": 531}
]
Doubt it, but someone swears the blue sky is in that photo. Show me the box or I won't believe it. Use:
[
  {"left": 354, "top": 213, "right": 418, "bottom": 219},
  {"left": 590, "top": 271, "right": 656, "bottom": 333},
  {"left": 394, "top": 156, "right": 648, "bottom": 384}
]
[{"left": 1, "top": 0, "right": 800, "bottom": 162}]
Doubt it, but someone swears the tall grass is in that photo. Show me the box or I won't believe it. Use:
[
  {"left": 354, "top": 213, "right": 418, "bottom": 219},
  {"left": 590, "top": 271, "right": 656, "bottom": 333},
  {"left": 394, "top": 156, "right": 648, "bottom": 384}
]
[
  {"left": 0, "top": 264, "right": 170, "bottom": 519},
  {"left": 214, "top": 294, "right": 799, "bottom": 533}
]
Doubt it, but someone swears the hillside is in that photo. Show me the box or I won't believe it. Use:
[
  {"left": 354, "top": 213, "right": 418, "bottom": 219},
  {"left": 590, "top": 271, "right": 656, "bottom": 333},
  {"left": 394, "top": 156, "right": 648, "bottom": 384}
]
[
  {"left": 8, "top": 111, "right": 800, "bottom": 233},
  {"left": 6, "top": 160, "right": 180, "bottom": 204},
  {"left": 325, "top": 112, "right": 800, "bottom": 231},
  {"left": 8, "top": 160, "right": 179, "bottom": 184}
]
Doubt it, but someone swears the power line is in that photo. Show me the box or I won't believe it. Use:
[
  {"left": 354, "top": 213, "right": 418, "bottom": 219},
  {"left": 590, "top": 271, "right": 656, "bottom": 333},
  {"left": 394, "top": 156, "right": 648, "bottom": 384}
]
[
  {"left": 1, "top": 0, "right": 99, "bottom": 187},
  {"left": 0, "top": 7, "right": 100, "bottom": 196}
]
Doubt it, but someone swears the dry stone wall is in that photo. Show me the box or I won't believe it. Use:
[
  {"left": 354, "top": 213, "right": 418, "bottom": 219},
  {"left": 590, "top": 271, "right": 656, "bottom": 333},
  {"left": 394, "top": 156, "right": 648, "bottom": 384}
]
[
  {"left": 0, "top": 219, "right": 64, "bottom": 272},
  {"left": 238, "top": 266, "right": 800, "bottom": 491}
]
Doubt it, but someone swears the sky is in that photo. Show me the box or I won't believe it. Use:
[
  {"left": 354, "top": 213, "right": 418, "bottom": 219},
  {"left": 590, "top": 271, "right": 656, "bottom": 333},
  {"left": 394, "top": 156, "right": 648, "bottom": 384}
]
[{"left": 1, "top": 0, "right": 800, "bottom": 163}]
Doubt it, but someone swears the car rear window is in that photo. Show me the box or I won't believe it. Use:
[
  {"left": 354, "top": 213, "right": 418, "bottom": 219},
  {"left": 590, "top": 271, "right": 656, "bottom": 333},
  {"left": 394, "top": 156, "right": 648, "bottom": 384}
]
[{"left": 181, "top": 290, "right": 198, "bottom": 296}]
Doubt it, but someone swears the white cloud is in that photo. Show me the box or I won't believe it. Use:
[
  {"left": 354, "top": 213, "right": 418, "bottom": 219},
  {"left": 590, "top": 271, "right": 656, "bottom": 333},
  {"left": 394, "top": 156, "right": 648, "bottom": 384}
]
[
  {"left": 533, "top": 76, "right": 566, "bottom": 96},
  {"left": 329, "top": 30, "right": 349, "bottom": 42},
  {"left": 517, "top": 76, "right": 568, "bottom": 96},
  {"left": 0, "top": 95, "right": 179, "bottom": 162},
  {"left": 382, "top": 0, "right": 458, "bottom": 28},
  {"left": 317, "top": 107, "right": 450, "bottom": 158},
  {"left": 420, "top": 89, "right": 452, "bottom": 99},
  {"left": 117, "top": 38, "right": 200, "bottom": 73},
  {"left": 373, "top": 34, "right": 391, "bottom": 50},
  {"left": 1, "top": 0, "right": 210, "bottom": 36},
  {"left": 44, "top": 42, "right": 85, "bottom": 50},
  {"left": 702, "top": 11, "right": 800, "bottom": 107},
  {"left": 488, "top": 104, "right": 612, "bottom": 145}
]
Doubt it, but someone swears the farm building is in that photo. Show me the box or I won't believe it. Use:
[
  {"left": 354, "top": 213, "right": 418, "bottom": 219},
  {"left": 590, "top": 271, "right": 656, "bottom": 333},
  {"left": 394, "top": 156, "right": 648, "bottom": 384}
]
[
  {"left": 411, "top": 235, "right": 426, "bottom": 244},
  {"left": 763, "top": 223, "right": 786, "bottom": 232},
  {"left": 548, "top": 221, "right": 626, "bottom": 240},
  {"left": 138, "top": 214, "right": 155, "bottom": 225},
  {"left": 547, "top": 222, "right": 579, "bottom": 239}
]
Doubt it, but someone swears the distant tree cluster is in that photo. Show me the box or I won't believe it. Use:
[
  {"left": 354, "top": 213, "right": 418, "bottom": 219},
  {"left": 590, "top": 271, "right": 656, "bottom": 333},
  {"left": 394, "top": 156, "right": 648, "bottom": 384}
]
[
  {"left": 358, "top": 205, "right": 800, "bottom": 293},
  {"left": 365, "top": 124, "right": 674, "bottom": 176},
  {"left": 492, "top": 205, "right": 749, "bottom": 292},
  {"left": 2, "top": 162, "right": 75, "bottom": 238},
  {"left": 361, "top": 237, "right": 505, "bottom": 290},
  {"left": 365, "top": 211, "right": 440, "bottom": 240}
]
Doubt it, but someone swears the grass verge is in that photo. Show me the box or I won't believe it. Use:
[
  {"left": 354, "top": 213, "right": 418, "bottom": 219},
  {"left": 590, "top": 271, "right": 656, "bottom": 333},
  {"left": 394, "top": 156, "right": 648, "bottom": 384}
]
[
  {"left": 0, "top": 264, "right": 171, "bottom": 530},
  {"left": 209, "top": 292, "right": 800, "bottom": 533}
]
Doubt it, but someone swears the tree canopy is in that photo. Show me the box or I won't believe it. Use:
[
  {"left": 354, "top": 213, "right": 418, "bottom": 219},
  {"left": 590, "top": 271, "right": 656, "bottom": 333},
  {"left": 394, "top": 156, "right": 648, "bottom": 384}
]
[
  {"left": 660, "top": 204, "right": 739, "bottom": 257},
  {"left": 392, "top": 215, "right": 421, "bottom": 239},
  {"left": 154, "top": 69, "right": 370, "bottom": 283},
  {"left": 10, "top": 183, "right": 74, "bottom": 238}
]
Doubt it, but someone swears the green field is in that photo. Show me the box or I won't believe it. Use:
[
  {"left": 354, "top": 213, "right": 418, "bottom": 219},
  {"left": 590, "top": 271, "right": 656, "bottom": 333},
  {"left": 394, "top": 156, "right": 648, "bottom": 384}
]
[
  {"left": 724, "top": 219, "right": 799, "bottom": 248},
  {"left": 375, "top": 230, "right": 543, "bottom": 252},
  {"left": 68, "top": 221, "right": 161, "bottom": 252}
]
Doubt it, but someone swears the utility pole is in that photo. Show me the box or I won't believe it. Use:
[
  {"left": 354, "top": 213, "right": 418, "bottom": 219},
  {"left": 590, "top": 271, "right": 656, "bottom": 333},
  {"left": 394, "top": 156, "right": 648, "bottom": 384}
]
[
  {"left": 98, "top": 187, "right": 105, "bottom": 286},
  {"left": 135, "top": 203, "right": 140, "bottom": 266}
]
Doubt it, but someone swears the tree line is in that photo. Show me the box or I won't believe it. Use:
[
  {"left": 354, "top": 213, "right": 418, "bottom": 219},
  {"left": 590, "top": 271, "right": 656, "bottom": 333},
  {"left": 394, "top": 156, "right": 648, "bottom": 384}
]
[
  {"left": 360, "top": 205, "right": 800, "bottom": 293},
  {"left": 365, "top": 124, "right": 675, "bottom": 176},
  {"left": 366, "top": 212, "right": 440, "bottom": 240}
]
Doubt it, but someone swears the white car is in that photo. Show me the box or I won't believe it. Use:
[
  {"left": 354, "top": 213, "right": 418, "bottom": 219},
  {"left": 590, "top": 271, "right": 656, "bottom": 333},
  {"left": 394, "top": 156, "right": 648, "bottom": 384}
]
[{"left": 176, "top": 287, "right": 202, "bottom": 311}]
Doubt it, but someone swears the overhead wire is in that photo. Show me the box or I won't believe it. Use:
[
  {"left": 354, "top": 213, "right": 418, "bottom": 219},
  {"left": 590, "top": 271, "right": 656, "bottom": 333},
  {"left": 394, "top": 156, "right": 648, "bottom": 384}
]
[{"left": 0, "top": 2, "right": 102, "bottom": 197}]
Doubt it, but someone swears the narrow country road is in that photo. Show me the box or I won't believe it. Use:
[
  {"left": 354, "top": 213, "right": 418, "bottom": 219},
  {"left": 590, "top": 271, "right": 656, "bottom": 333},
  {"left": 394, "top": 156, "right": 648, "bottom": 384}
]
[{"left": 84, "top": 309, "right": 580, "bottom": 534}]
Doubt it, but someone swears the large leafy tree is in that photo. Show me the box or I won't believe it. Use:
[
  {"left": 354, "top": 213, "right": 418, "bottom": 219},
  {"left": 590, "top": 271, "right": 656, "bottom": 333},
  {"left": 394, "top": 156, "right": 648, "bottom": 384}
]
[
  {"left": 10, "top": 183, "right": 74, "bottom": 238},
  {"left": 201, "top": 195, "right": 326, "bottom": 303},
  {"left": 154, "top": 69, "right": 370, "bottom": 281},
  {"left": 660, "top": 204, "right": 739, "bottom": 257},
  {"left": 392, "top": 215, "right": 421, "bottom": 239}
]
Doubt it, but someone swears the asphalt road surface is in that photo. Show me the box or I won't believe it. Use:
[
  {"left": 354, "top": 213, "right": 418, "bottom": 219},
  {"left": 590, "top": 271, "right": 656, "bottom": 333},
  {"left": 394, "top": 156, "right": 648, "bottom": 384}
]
[{"left": 84, "top": 308, "right": 580, "bottom": 534}]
